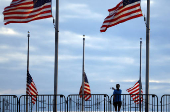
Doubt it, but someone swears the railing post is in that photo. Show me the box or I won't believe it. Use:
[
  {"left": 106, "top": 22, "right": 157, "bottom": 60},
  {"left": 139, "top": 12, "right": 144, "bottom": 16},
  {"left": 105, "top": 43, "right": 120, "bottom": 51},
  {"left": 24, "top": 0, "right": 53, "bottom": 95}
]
[
  {"left": 66, "top": 97, "right": 68, "bottom": 112},
  {"left": 66, "top": 96, "right": 68, "bottom": 112},
  {"left": 161, "top": 96, "right": 162, "bottom": 112},
  {"left": 18, "top": 96, "right": 19, "bottom": 112},
  {"left": 3, "top": 98, "right": 5, "bottom": 112},
  {"left": 104, "top": 95, "right": 105, "bottom": 112},
  {"left": 157, "top": 95, "right": 158, "bottom": 112},
  {"left": 161, "top": 95, "right": 164, "bottom": 112}
]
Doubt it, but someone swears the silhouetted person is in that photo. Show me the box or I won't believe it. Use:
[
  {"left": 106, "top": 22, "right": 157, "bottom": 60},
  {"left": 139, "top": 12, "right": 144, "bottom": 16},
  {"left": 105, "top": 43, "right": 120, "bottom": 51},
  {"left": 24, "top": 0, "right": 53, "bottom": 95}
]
[{"left": 112, "top": 84, "right": 122, "bottom": 112}]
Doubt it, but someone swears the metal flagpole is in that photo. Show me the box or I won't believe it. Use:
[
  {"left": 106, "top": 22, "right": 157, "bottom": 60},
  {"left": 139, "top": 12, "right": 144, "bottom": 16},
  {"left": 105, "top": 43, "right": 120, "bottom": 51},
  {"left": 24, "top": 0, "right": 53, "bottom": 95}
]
[
  {"left": 139, "top": 38, "right": 142, "bottom": 112},
  {"left": 82, "top": 36, "right": 85, "bottom": 111},
  {"left": 54, "top": 0, "right": 59, "bottom": 111},
  {"left": 26, "top": 31, "right": 30, "bottom": 112},
  {"left": 145, "top": 0, "right": 150, "bottom": 111}
]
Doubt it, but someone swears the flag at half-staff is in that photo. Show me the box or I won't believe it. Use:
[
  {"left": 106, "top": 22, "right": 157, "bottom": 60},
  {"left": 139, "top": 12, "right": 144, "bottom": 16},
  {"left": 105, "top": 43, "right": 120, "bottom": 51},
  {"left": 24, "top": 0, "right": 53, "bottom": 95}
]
[
  {"left": 100, "top": 0, "right": 143, "bottom": 32},
  {"left": 126, "top": 80, "right": 143, "bottom": 104},
  {"left": 3, "top": 0, "right": 52, "bottom": 25},
  {"left": 79, "top": 72, "right": 91, "bottom": 101},
  {"left": 26, "top": 70, "right": 38, "bottom": 104}
]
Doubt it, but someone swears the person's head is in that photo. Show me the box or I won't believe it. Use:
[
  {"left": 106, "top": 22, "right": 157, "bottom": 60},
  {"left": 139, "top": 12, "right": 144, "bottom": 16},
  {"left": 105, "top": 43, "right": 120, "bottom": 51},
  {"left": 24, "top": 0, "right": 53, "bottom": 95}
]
[{"left": 116, "top": 84, "right": 120, "bottom": 90}]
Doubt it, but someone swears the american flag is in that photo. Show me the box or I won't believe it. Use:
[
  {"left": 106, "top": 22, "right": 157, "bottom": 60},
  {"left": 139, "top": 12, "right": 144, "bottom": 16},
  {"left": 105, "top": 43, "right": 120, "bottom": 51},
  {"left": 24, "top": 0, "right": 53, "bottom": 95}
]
[
  {"left": 126, "top": 80, "right": 143, "bottom": 104},
  {"left": 79, "top": 72, "right": 91, "bottom": 101},
  {"left": 3, "top": 0, "right": 52, "bottom": 25},
  {"left": 100, "top": 0, "right": 143, "bottom": 32},
  {"left": 26, "top": 71, "right": 38, "bottom": 104}
]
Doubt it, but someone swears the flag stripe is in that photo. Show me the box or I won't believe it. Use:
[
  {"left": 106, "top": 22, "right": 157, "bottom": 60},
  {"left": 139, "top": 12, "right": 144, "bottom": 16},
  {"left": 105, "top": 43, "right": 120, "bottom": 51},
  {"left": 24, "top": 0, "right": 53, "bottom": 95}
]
[
  {"left": 100, "top": 0, "right": 142, "bottom": 32},
  {"left": 5, "top": 2, "right": 33, "bottom": 10},
  {"left": 10, "top": 0, "right": 29, "bottom": 5},
  {"left": 104, "top": 2, "right": 141, "bottom": 22},
  {"left": 4, "top": 4, "right": 51, "bottom": 17},
  {"left": 103, "top": 6, "right": 142, "bottom": 23},
  {"left": 101, "top": 13, "right": 142, "bottom": 31},
  {"left": 108, "top": 1, "right": 123, "bottom": 12},
  {"left": 5, "top": 0, "right": 32, "bottom": 10},
  {"left": 127, "top": 83, "right": 141, "bottom": 94},
  {"left": 4, "top": 5, "right": 51, "bottom": 15},
  {"left": 4, "top": 15, "right": 52, "bottom": 25},
  {"left": 79, "top": 73, "right": 91, "bottom": 101},
  {"left": 3, "top": 0, "right": 52, "bottom": 25},
  {"left": 27, "top": 71, "right": 38, "bottom": 104},
  {"left": 4, "top": 2, "right": 51, "bottom": 14},
  {"left": 4, "top": 2, "right": 33, "bottom": 13},
  {"left": 126, "top": 80, "right": 143, "bottom": 104},
  {"left": 4, "top": 10, "right": 52, "bottom": 20}
]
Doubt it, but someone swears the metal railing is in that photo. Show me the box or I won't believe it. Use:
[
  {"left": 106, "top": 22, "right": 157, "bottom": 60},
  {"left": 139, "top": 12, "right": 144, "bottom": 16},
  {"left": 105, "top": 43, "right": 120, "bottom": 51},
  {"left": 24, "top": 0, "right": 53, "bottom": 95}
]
[
  {"left": 0, "top": 94, "right": 167, "bottom": 112},
  {"left": 67, "top": 94, "right": 109, "bottom": 112},
  {"left": 161, "top": 94, "right": 170, "bottom": 112},
  {"left": 19, "top": 94, "right": 66, "bottom": 112},
  {"left": 0, "top": 95, "right": 18, "bottom": 112},
  {"left": 109, "top": 94, "right": 158, "bottom": 112}
]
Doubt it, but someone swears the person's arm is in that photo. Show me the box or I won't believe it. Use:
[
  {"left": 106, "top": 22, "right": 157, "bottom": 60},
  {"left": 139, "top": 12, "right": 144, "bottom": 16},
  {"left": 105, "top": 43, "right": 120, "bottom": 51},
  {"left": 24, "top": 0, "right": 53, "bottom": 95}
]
[{"left": 112, "top": 87, "right": 115, "bottom": 90}]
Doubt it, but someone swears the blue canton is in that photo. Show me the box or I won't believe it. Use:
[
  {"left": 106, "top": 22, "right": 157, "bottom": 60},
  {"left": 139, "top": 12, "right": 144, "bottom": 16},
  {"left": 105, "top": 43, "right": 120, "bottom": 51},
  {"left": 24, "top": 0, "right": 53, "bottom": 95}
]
[
  {"left": 84, "top": 73, "right": 89, "bottom": 83},
  {"left": 33, "top": 0, "right": 51, "bottom": 8},
  {"left": 27, "top": 72, "right": 33, "bottom": 84},
  {"left": 123, "top": 0, "right": 140, "bottom": 7}
]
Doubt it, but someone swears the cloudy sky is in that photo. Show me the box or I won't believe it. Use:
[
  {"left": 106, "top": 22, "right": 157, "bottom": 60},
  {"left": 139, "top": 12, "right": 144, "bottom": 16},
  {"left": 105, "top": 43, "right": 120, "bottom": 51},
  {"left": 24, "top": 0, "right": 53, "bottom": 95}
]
[{"left": 0, "top": 0, "right": 170, "bottom": 101}]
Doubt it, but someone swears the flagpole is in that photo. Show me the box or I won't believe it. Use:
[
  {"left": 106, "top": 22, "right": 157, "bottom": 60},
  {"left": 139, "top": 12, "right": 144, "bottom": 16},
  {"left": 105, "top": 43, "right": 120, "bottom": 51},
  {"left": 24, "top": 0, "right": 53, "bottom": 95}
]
[
  {"left": 145, "top": 0, "right": 150, "bottom": 111},
  {"left": 26, "top": 31, "right": 30, "bottom": 112},
  {"left": 139, "top": 38, "right": 142, "bottom": 112},
  {"left": 54, "top": 0, "right": 59, "bottom": 111},
  {"left": 82, "top": 36, "right": 85, "bottom": 111}
]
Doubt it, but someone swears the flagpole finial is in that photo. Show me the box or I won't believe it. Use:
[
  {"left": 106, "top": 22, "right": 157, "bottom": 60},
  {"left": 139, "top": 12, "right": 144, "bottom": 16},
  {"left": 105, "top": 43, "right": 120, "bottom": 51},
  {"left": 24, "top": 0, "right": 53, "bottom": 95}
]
[
  {"left": 28, "top": 31, "right": 30, "bottom": 37},
  {"left": 83, "top": 35, "right": 85, "bottom": 40}
]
